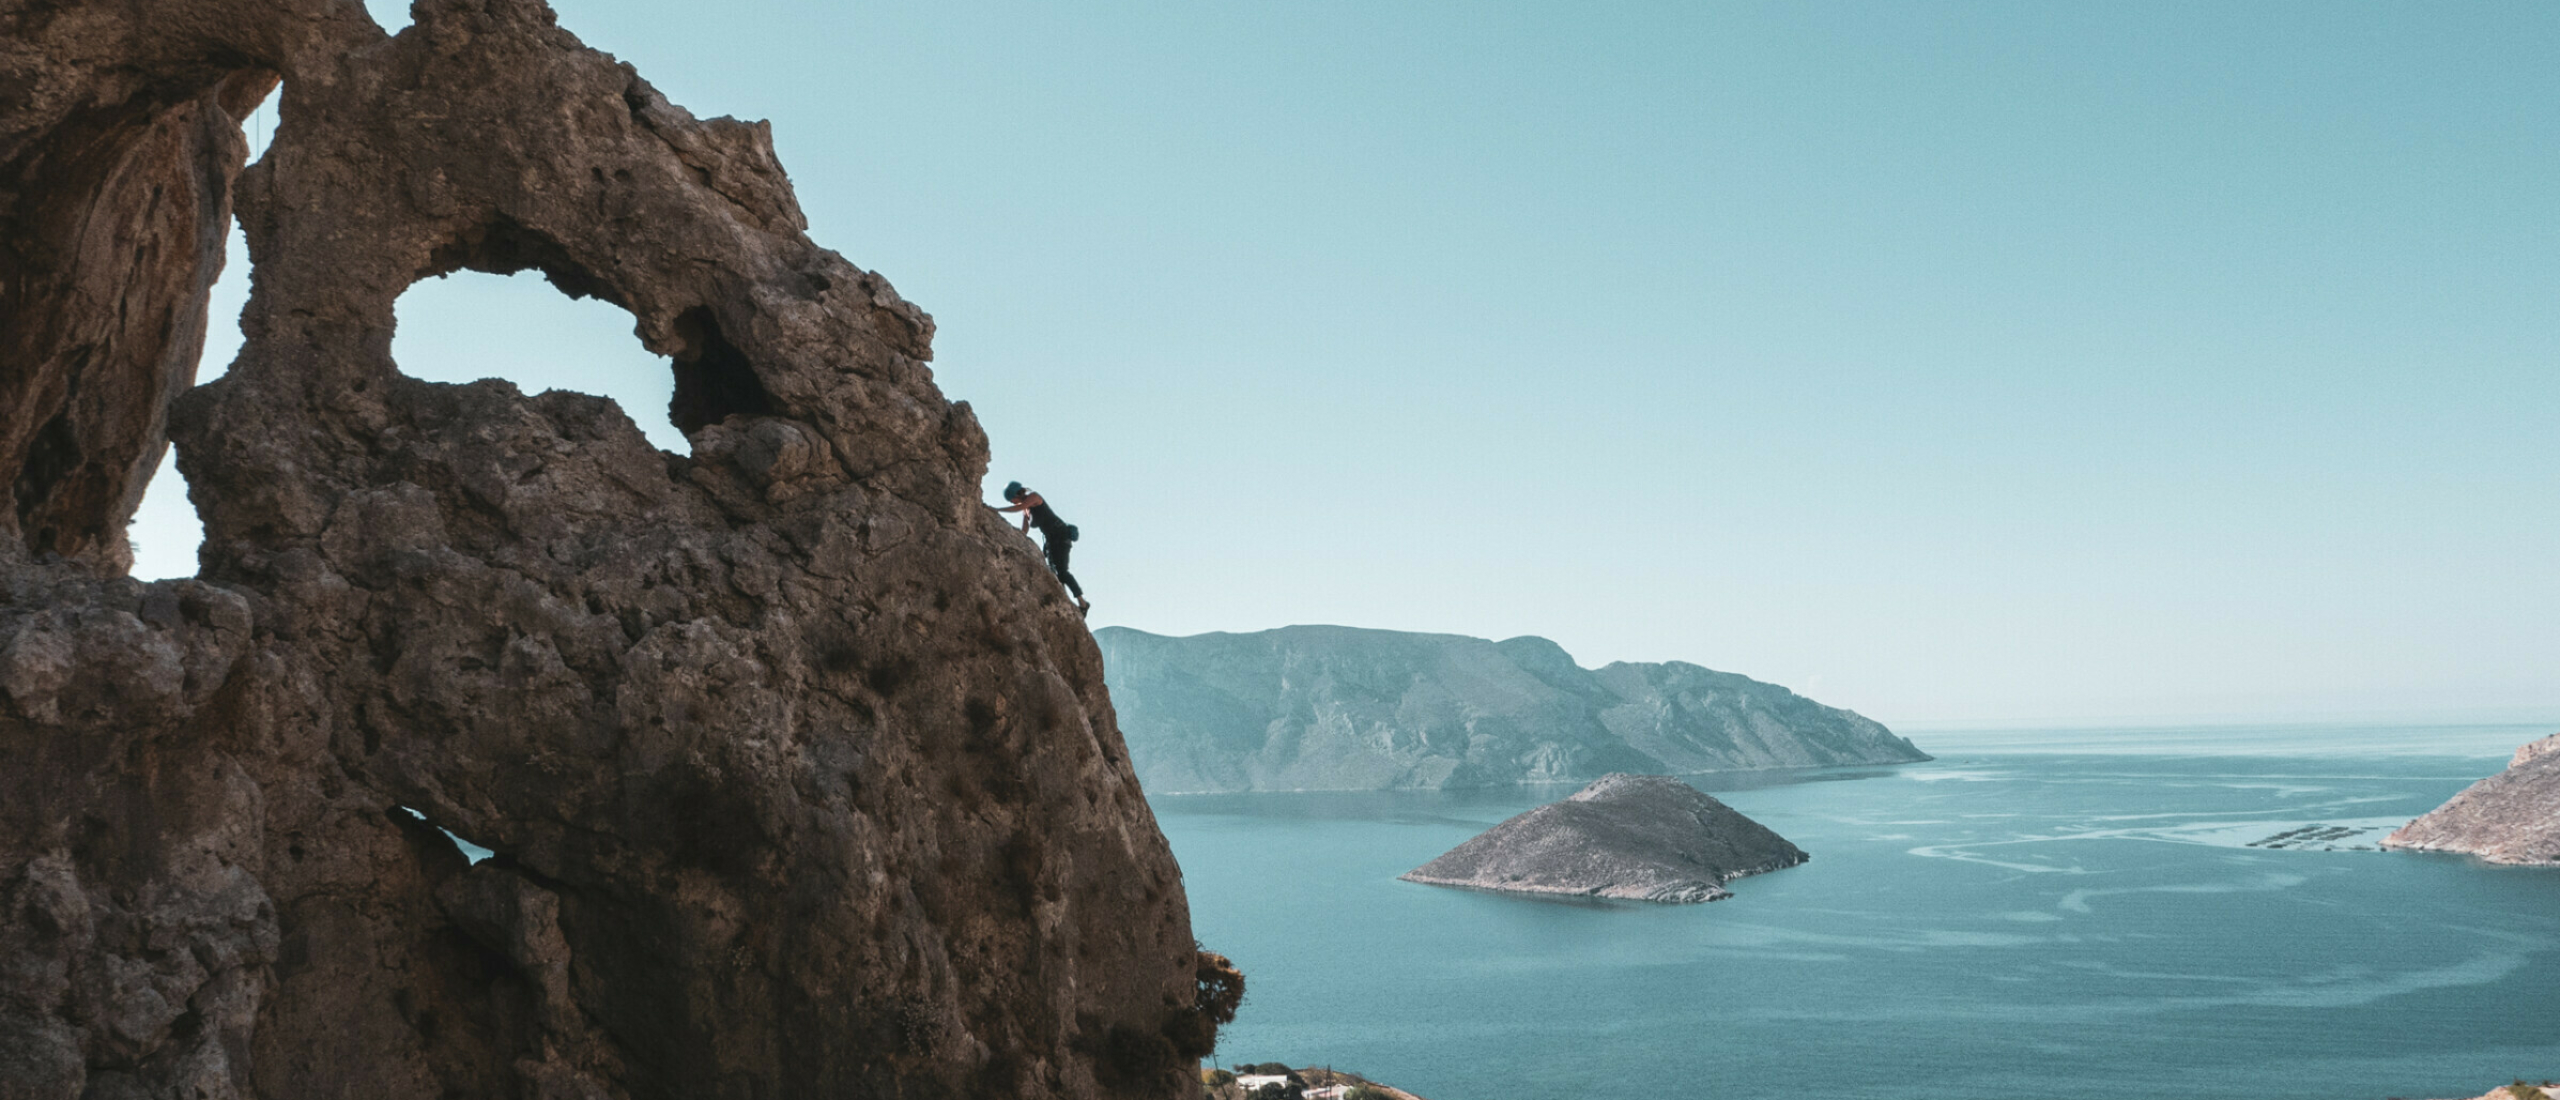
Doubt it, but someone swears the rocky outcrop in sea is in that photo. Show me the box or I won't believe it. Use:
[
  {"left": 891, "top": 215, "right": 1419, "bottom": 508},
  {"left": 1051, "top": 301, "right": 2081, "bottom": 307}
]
[
  {"left": 0, "top": 3, "right": 1224, "bottom": 1096},
  {"left": 1097, "top": 625, "right": 1928, "bottom": 793},
  {"left": 1400, "top": 774, "right": 1809, "bottom": 903},
  {"left": 2382, "top": 733, "right": 2560, "bottom": 866},
  {"left": 1204, "top": 1064, "right": 1430, "bottom": 1100}
]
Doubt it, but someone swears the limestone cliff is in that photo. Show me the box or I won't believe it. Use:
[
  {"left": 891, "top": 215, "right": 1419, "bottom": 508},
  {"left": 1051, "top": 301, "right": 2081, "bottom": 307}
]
[
  {"left": 1097, "top": 625, "right": 1927, "bottom": 793},
  {"left": 1400, "top": 774, "right": 1807, "bottom": 903},
  {"left": 2382, "top": 733, "right": 2560, "bottom": 867},
  {"left": 0, "top": 2, "right": 1228, "bottom": 1097}
]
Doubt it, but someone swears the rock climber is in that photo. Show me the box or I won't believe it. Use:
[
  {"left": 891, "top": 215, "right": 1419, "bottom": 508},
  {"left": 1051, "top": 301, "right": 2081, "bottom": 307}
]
[{"left": 993, "top": 481, "right": 1087, "bottom": 615}]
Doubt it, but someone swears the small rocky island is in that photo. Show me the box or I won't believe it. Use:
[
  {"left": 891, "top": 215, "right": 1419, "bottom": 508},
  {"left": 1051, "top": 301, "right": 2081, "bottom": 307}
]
[
  {"left": 2383, "top": 733, "right": 2560, "bottom": 865},
  {"left": 1400, "top": 774, "right": 1808, "bottom": 903}
]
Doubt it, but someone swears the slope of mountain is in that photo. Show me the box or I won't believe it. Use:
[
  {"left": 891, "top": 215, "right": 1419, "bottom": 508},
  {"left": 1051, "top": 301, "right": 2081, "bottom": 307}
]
[
  {"left": 1096, "top": 625, "right": 1927, "bottom": 794},
  {"left": 2383, "top": 733, "right": 2560, "bottom": 866}
]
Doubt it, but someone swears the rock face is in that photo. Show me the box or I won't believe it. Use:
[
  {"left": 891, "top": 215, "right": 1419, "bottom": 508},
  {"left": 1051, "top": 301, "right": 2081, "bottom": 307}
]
[
  {"left": 0, "top": 2, "right": 1227, "bottom": 1098},
  {"left": 1096, "top": 625, "right": 1927, "bottom": 793},
  {"left": 0, "top": 5, "right": 281, "bottom": 572},
  {"left": 2382, "top": 734, "right": 2560, "bottom": 867},
  {"left": 1400, "top": 774, "right": 1807, "bottom": 903}
]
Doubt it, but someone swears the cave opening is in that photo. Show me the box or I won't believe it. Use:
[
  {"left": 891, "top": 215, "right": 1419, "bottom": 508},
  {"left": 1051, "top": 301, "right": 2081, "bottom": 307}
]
[
  {"left": 668, "top": 306, "right": 777, "bottom": 434},
  {"left": 14, "top": 412, "right": 88, "bottom": 558}
]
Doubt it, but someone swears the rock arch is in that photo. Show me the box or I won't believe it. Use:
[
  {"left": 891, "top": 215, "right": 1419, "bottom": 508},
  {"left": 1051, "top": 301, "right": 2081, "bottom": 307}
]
[{"left": 0, "top": 2, "right": 1220, "bottom": 1097}]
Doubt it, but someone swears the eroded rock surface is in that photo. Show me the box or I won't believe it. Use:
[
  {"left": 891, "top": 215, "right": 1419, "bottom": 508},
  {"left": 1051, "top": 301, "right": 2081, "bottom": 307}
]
[
  {"left": 1400, "top": 774, "right": 1808, "bottom": 904},
  {"left": 0, "top": 2, "right": 289, "bottom": 570},
  {"left": 2383, "top": 734, "right": 2560, "bottom": 867},
  {"left": 0, "top": 1, "right": 1225, "bottom": 1097}
]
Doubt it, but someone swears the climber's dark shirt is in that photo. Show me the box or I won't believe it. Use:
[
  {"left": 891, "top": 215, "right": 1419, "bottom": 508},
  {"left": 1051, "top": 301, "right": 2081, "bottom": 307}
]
[{"left": 1027, "top": 499, "right": 1071, "bottom": 543}]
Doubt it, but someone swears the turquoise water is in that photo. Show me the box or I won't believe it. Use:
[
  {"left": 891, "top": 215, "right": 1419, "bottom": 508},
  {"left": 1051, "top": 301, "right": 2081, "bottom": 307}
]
[{"left": 1155, "top": 724, "right": 2560, "bottom": 1100}]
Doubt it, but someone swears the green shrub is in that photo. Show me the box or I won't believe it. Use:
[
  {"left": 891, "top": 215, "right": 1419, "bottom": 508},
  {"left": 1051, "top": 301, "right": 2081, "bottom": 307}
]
[
  {"left": 1201, "top": 1068, "right": 1236, "bottom": 1086},
  {"left": 1345, "top": 1087, "right": 1392, "bottom": 1100}
]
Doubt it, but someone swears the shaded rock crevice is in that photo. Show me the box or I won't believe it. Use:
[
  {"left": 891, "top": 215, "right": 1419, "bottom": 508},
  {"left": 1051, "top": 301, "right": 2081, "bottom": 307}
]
[{"left": 0, "top": 1, "right": 1219, "bottom": 1097}]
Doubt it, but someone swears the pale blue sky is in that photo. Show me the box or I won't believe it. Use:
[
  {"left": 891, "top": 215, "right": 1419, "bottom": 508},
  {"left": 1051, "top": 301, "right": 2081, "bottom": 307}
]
[{"left": 137, "top": 0, "right": 2560, "bottom": 725}]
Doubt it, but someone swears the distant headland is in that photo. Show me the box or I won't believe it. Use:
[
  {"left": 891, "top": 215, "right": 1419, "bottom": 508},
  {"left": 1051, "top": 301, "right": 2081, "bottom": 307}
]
[
  {"left": 2384, "top": 733, "right": 2560, "bottom": 866},
  {"left": 1095, "top": 625, "right": 1928, "bottom": 794}
]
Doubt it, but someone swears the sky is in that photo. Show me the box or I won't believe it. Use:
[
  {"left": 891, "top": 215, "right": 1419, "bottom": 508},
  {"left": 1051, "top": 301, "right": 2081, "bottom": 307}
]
[{"left": 133, "top": 0, "right": 2560, "bottom": 727}]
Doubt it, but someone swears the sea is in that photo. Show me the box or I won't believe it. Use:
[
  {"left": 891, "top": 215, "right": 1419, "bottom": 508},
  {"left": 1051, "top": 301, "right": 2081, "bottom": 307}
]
[{"left": 1153, "top": 722, "right": 2560, "bottom": 1100}]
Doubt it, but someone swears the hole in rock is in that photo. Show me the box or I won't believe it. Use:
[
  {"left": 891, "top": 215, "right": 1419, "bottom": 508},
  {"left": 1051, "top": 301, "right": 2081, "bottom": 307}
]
[
  {"left": 391, "top": 269, "right": 689, "bottom": 452},
  {"left": 128, "top": 237, "right": 259, "bottom": 579},
  {"left": 362, "top": 0, "right": 412, "bottom": 32},
  {"left": 237, "top": 77, "right": 279, "bottom": 167},
  {"left": 127, "top": 451, "right": 202, "bottom": 581},
  {"left": 395, "top": 805, "right": 496, "bottom": 865},
  {"left": 668, "top": 306, "right": 777, "bottom": 434},
  {"left": 125, "top": 75, "right": 276, "bottom": 580}
]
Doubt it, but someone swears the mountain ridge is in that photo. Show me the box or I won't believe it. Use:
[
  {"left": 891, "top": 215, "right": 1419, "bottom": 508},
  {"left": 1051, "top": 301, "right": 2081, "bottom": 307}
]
[{"left": 1097, "top": 624, "right": 1929, "bottom": 794}]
